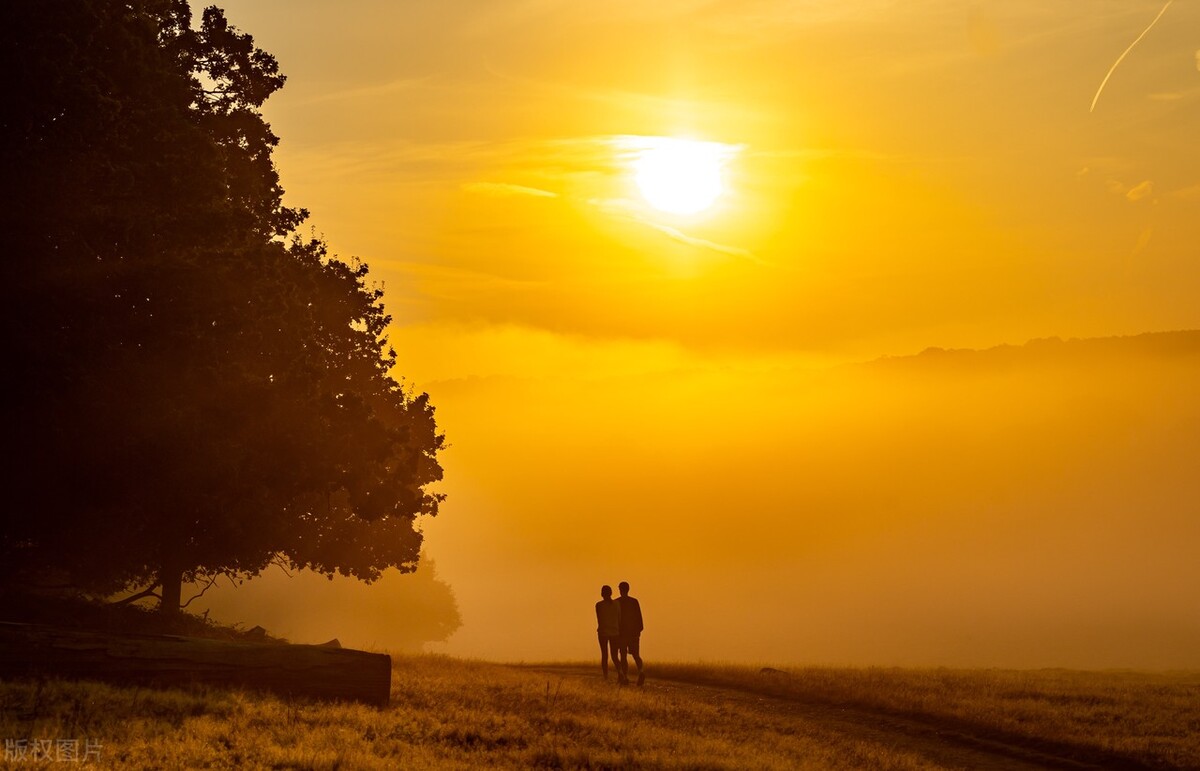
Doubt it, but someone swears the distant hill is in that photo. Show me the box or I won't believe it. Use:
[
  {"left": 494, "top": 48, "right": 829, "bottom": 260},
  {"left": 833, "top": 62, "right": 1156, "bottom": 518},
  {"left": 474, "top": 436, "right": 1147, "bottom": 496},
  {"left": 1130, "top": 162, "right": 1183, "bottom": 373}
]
[{"left": 866, "top": 330, "right": 1200, "bottom": 374}]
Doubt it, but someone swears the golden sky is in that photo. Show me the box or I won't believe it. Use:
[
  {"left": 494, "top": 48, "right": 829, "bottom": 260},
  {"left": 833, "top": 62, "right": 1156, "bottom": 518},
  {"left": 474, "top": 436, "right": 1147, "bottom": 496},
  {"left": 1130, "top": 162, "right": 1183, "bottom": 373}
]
[{"left": 202, "top": 1, "right": 1200, "bottom": 666}]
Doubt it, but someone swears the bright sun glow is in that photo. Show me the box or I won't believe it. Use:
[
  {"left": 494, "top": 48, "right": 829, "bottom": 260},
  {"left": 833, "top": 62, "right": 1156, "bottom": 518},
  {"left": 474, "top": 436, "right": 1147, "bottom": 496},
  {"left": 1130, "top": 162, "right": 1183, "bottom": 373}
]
[{"left": 632, "top": 137, "right": 731, "bottom": 215}]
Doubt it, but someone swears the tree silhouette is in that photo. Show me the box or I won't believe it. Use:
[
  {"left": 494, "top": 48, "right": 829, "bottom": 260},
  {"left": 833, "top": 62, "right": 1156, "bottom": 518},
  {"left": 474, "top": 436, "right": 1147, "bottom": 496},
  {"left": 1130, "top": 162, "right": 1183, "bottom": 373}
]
[{"left": 1, "top": 1, "right": 444, "bottom": 614}]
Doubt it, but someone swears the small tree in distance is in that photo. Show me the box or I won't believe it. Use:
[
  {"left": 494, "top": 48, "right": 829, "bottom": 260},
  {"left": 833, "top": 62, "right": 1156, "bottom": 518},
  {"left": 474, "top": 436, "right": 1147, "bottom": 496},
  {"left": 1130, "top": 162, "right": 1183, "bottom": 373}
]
[{"left": 1, "top": 1, "right": 445, "bottom": 615}]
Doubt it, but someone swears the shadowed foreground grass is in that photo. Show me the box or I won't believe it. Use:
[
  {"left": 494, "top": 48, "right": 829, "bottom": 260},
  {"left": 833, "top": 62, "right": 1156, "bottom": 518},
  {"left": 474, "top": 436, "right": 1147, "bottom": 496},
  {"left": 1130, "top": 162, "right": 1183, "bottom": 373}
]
[{"left": 1, "top": 656, "right": 1197, "bottom": 769}]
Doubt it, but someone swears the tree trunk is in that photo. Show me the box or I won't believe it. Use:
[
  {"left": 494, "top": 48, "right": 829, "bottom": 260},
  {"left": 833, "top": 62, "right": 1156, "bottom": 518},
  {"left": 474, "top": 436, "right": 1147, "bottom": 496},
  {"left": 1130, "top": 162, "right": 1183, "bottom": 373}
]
[{"left": 159, "top": 560, "right": 181, "bottom": 617}]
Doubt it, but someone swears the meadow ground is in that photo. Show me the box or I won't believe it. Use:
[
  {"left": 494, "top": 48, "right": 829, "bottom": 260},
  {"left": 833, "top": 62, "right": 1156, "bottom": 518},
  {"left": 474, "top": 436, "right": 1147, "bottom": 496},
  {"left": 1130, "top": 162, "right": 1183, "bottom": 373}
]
[{"left": 1, "top": 656, "right": 1197, "bottom": 769}]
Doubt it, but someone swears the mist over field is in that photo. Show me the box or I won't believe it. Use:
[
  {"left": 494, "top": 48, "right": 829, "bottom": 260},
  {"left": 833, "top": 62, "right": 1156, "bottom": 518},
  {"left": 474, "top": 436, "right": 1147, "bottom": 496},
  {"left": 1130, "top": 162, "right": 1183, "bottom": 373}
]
[
  {"left": 415, "top": 331, "right": 1200, "bottom": 667},
  {"left": 195, "top": 557, "right": 461, "bottom": 652}
]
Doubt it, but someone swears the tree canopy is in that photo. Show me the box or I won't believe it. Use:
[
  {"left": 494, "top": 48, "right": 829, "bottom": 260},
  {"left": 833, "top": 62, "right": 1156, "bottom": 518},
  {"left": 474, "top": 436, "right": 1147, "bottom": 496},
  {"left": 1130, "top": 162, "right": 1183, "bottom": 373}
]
[{"left": 1, "top": 0, "right": 445, "bottom": 614}]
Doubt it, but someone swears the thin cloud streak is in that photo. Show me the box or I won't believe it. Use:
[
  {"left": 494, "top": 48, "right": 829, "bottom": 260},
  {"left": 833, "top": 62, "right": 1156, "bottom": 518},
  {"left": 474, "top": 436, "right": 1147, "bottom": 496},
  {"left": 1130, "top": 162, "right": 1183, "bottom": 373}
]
[
  {"left": 289, "top": 76, "right": 433, "bottom": 107},
  {"left": 463, "top": 182, "right": 558, "bottom": 198},
  {"left": 585, "top": 193, "right": 763, "bottom": 265},
  {"left": 1090, "top": 0, "right": 1174, "bottom": 113},
  {"left": 643, "top": 220, "right": 764, "bottom": 263}
]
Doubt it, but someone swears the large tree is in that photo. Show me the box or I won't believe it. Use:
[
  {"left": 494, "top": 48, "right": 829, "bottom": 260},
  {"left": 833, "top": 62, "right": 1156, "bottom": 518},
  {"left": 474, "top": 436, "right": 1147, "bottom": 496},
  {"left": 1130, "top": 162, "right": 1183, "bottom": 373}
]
[{"left": 1, "top": 1, "right": 444, "bottom": 614}]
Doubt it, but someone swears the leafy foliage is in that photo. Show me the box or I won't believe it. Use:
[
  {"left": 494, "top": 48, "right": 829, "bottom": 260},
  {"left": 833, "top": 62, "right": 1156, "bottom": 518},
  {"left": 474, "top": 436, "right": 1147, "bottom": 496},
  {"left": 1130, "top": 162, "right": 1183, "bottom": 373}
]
[{"left": 1, "top": 1, "right": 444, "bottom": 610}]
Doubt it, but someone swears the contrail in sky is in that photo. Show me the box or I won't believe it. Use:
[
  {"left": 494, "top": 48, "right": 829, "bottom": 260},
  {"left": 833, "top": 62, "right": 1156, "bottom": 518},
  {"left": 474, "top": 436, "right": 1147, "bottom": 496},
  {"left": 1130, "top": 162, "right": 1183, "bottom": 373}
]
[{"left": 1091, "top": 0, "right": 1174, "bottom": 112}]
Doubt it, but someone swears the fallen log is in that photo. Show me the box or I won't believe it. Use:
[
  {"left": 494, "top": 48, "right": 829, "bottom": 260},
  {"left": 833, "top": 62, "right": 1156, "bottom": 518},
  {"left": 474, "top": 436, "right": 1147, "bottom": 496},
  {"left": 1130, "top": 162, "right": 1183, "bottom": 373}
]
[{"left": 0, "top": 622, "right": 390, "bottom": 706}]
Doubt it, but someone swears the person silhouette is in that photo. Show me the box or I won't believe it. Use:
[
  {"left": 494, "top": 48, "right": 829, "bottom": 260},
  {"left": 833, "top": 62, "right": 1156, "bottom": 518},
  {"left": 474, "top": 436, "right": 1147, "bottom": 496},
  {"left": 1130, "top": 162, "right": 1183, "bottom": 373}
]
[
  {"left": 595, "top": 585, "right": 622, "bottom": 681},
  {"left": 616, "top": 581, "right": 644, "bottom": 686}
]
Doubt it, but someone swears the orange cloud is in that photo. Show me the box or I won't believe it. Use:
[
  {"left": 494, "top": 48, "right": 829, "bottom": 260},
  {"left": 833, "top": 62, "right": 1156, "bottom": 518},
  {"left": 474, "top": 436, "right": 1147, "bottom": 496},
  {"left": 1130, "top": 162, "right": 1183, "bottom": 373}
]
[{"left": 1126, "top": 180, "right": 1154, "bottom": 202}]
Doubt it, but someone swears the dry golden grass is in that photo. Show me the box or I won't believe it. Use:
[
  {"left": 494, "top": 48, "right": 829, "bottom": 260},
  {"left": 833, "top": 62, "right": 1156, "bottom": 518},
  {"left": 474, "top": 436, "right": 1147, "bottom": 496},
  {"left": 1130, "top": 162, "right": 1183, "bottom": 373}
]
[
  {"left": 648, "top": 662, "right": 1200, "bottom": 769},
  {"left": 1, "top": 656, "right": 1197, "bottom": 769}
]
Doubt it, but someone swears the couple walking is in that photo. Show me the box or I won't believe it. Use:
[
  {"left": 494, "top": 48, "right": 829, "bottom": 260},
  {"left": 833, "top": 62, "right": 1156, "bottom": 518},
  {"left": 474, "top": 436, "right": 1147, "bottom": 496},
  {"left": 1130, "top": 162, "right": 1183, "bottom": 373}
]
[{"left": 595, "top": 581, "right": 644, "bottom": 686}]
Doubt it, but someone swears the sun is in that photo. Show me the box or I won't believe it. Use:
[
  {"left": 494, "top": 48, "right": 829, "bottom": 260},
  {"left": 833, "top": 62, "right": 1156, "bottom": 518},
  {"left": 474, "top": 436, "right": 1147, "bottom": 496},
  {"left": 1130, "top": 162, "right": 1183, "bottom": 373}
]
[{"left": 632, "top": 137, "right": 730, "bottom": 216}]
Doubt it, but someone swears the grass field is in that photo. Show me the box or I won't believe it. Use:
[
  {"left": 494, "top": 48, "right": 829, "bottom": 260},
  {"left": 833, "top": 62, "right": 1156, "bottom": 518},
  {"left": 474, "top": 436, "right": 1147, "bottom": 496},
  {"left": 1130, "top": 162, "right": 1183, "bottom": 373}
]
[{"left": 2, "top": 656, "right": 1198, "bottom": 769}]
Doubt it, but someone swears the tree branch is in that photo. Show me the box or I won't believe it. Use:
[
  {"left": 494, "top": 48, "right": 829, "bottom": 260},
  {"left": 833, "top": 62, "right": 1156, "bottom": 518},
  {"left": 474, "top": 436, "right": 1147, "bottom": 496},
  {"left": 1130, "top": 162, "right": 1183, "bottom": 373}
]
[
  {"left": 109, "top": 584, "right": 162, "bottom": 606},
  {"left": 271, "top": 553, "right": 294, "bottom": 578},
  {"left": 180, "top": 574, "right": 220, "bottom": 610}
]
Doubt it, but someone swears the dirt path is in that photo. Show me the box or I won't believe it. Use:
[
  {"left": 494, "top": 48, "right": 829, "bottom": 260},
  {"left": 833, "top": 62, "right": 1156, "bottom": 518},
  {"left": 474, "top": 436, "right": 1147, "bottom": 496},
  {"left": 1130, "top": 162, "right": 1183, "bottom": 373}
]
[{"left": 521, "top": 665, "right": 1130, "bottom": 771}]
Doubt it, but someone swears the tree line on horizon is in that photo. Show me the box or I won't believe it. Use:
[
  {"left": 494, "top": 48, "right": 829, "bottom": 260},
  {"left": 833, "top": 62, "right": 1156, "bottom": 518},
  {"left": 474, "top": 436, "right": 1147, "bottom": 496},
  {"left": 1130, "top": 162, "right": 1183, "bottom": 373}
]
[{"left": 0, "top": 0, "right": 446, "bottom": 618}]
